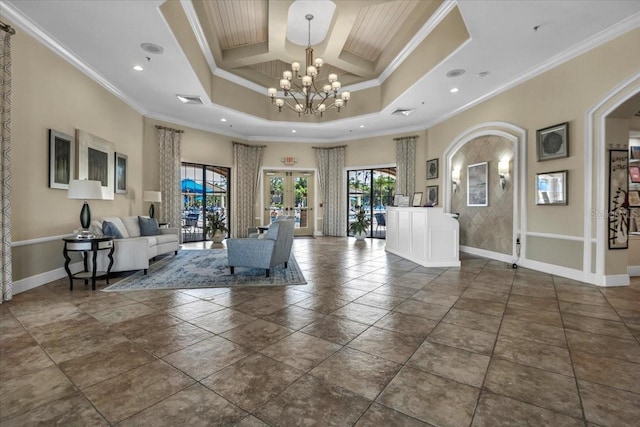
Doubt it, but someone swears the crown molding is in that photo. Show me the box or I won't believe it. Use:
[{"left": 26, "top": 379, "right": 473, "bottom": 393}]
[
  {"left": 378, "top": 0, "right": 458, "bottom": 84},
  {"left": 0, "top": 1, "right": 147, "bottom": 116},
  {"left": 145, "top": 111, "right": 245, "bottom": 140},
  {"left": 180, "top": 0, "right": 217, "bottom": 74}
]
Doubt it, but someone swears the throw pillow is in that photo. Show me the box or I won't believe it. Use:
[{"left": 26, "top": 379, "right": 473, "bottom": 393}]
[
  {"left": 138, "top": 216, "right": 161, "bottom": 236},
  {"left": 102, "top": 221, "right": 123, "bottom": 239}
]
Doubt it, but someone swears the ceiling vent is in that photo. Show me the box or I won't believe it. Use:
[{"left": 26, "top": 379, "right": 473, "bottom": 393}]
[
  {"left": 141, "top": 42, "right": 164, "bottom": 55},
  {"left": 392, "top": 108, "right": 415, "bottom": 117},
  {"left": 446, "top": 69, "right": 466, "bottom": 78},
  {"left": 177, "top": 95, "right": 203, "bottom": 105}
]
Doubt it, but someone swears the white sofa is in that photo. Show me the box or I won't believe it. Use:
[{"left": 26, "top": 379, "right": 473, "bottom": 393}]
[{"left": 89, "top": 216, "right": 179, "bottom": 274}]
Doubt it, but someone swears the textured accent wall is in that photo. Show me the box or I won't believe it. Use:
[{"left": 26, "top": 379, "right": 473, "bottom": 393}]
[{"left": 451, "top": 135, "right": 514, "bottom": 255}]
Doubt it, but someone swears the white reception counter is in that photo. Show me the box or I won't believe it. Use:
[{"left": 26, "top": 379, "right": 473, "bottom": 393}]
[{"left": 385, "top": 207, "right": 460, "bottom": 267}]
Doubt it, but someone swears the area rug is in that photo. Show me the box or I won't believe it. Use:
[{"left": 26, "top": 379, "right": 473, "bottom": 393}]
[{"left": 102, "top": 249, "right": 306, "bottom": 291}]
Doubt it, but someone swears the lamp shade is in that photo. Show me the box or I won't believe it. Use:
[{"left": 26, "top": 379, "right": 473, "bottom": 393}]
[
  {"left": 143, "top": 191, "right": 162, "bottom": 203},
  {"left": 498, "top": 161, "right": 510, "bottom": 176},
  {"left": 68, "top": 180, "right": 103, "bottom": 200}
]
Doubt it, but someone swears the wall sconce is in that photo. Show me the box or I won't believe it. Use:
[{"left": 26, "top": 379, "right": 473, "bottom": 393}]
[
  {"left": 452, "top": 168, "right": 461, "bottom": 193},
  {"left": 498, "top": 160, "right": 509, "bottom": 190}
]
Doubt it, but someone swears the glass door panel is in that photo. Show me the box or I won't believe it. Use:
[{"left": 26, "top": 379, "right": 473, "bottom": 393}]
[
  {"left": 181, "top": 163, "right": 230, "bottom": 242},
  {"left": 293, "top": 172, "right": 313, "bottom": 236},
  {"left": 265, "top": 172, "right": 286, "bottom": 222},
  {"left": 347, "top": 168, "right": 395, "bottom": 238}
]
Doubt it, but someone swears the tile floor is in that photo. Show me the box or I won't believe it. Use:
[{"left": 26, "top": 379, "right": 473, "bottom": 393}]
[{"left": 1, "top": 237, "right": 640, "bottom": 426}]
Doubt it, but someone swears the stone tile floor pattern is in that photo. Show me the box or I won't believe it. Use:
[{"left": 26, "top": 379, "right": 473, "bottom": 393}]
[{"left": 1, "top": 237, "right": 639, "bottom": 426}]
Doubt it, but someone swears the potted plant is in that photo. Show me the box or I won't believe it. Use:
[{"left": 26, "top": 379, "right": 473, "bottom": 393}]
[
  {"left": 205, "top": 211, "right": 228, "bottom": 243},
  {"left": 349, "top": 206, "right": 370, "bottom": 241}
]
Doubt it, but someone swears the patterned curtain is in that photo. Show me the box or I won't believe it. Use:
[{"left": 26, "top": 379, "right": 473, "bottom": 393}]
[
  {"left": 1, "top": 25, "right": 13, "bottom": 303},
  {"left": 232, "top": 142, "right": 264, "bottom": 238},
  {"left": 157, "top": 126, "right": 182, "bottom": 240},
  {"left": 395, "top": 136, "right": 418, "bottom": 197},
  {"left": 315, "top": 146, "right": 346, "bottom": 236}
]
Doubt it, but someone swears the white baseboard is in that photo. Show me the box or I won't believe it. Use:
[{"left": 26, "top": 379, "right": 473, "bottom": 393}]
[
  {"left": 629, "top": 265, "right": 640, "bottom": 277},
  {"left": 602, "top": 274, "right": 631, "bottom": 287},
  {"left": 459, "top": 245, "right": 513, "bottom": 264},
  {"left": 519, "top": 258, "right": 631, "bottom": 287},
  {"left": 12, "top": 262, "right": 83, "bottom": 295},
  {"left": 519, "top": 258, "right": 591, "bottom": 284}
]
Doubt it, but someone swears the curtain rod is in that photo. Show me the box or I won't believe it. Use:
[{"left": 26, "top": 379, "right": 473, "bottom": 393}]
[
  {"left": 232, "top": 141, "right": 266, "bottom": 148},
  {"left": 312, "top": 145, "right": 347, "bottom": 149},
  {"left": 155, "top": 125, "right": 184, "bottom": 133},
  {"left": 0, "top": 21, "right": 16, "bottom": 35},
  {"left": 393, "top": 135, "right": 419, "bottom": 141}
]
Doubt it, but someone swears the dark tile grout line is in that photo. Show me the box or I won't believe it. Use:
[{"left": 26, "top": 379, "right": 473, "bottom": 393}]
[{"left": 554, "top": 275, "right": 589, "bottom": 424}]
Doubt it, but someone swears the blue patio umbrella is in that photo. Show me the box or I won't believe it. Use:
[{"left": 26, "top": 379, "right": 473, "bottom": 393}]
[
  {"left": 181, "top": 179, "right": 214, "bottom": 193},
  {"left": 181, "top": 178, "right": 204, "bottom": 193}
]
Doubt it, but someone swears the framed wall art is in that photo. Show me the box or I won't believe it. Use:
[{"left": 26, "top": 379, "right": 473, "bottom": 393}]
[
  {"left": 535, "top": 170, "right": 567, "bottom": 205},
  {"left": 48, "top": 129, "right": 74, "bottom": 190},
  {"left": 537, "top": 122, "right": 569, "bottom": 161},
  {"left": 77, "top": 129, "right": 115, "bottom": 200},
  {"left": 426, "top": 158, "right": 439, "bottom": 180},
  {"left": 608, "top": 149, "right": 628, "bottom": 249},
  {"left": 629, "top": 190, "right": 640, "bottom": 207},
  {"left": 630, "top": 166, "right": 640, "bottom": 183},
  {"left": 467, "top": 162, "right": 488, "bottom": 206},
  {"left": 115, "top": 152, "right": 127, "bottom": 194},
  {"left": 412, "top": 192, "right": 423, "bottom": 207},
  {"left": 426, "top": 185, "right": 438, "bottom": 206}
]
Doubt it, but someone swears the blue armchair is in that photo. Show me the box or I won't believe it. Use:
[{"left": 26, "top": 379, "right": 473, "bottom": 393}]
[
  {"left": 247, "top": 215, "right": 295, "bottom": 238},
  {"left": 227, "top": 218, "right": 295, "bottom": 277}
]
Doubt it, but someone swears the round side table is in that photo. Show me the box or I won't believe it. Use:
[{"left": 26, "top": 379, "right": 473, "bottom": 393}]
[{"left": 62, "top": 236, "right": 115, "bottom": 290}]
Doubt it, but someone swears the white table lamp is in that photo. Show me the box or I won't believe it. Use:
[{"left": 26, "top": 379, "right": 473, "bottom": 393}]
[
  {"left": 143, "top": 191, "right": 162, "bottom": 218},
  {"left": 68, "top": 179, "right": 103, "bottom": 237}
]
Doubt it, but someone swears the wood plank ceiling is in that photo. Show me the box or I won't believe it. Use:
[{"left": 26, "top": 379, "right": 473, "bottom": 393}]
[{"left": 197, "top": 0, "right": 441, "bottom": 86}]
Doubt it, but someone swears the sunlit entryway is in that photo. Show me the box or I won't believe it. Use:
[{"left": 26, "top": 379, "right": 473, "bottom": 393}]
[
  {"left": 347, "top": 168, "right": 396, "bottom": 238},
  {"left": 264, "top": 170, "right": 314, "bottom": 236},
  {"left": 181, "top": 163, "right": 230, "bottom": 242}
]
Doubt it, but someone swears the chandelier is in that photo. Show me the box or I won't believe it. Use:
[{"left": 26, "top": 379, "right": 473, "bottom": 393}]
[{"left": 268, "top": 14, "right": 350, "bottom": 117}]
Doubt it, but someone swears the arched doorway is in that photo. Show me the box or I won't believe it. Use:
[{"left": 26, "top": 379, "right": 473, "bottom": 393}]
[
  {"left": 587, "top": 73, "right": 640, "bottom": 286},
  {"left": 443, "top": 123, "right": 526, "bottom": 263}
]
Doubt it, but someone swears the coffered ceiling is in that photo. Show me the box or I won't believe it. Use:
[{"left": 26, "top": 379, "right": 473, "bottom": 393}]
[
  {"left": 3, "top": 0, "right": 640, "bottom": 143},
  {"left": 194, "top": 0, "right": 440, "bottom": 88}
]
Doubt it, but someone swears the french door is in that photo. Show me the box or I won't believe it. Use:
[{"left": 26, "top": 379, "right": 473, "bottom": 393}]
[
  {"left": 347, "top": 168, "right": 396, "bottom": 238},
  {"left": 181, "top": 163, "right": 230, "bottom": 242},
  {"left": 263, "top": 170, "right": 314, "bottom": 236}
]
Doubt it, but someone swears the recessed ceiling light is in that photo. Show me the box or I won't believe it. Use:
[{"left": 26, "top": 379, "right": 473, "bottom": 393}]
[
  {"left": 133, "top": 65, "right": 143, "bottom": 71},
  {"left": 291, "top": 130, "right": 296, "bottom": 133},
  {"left": 360, "top": 125, "right": 365, "bottom": 128},
  {"left": 446, "top": 69, "right": 466, "bottom": 78},
  {"left": 140, "top": 42, "right": 164, "bottom": 55},
  {"left": 478, "top": 71, "right": 490, "bottom": 77},
  {"left": 220, "top": 118, "right": 227, "bottom": 122},
  {"left": 450, "top": 87, "right": 459, "bottom": 93}
]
